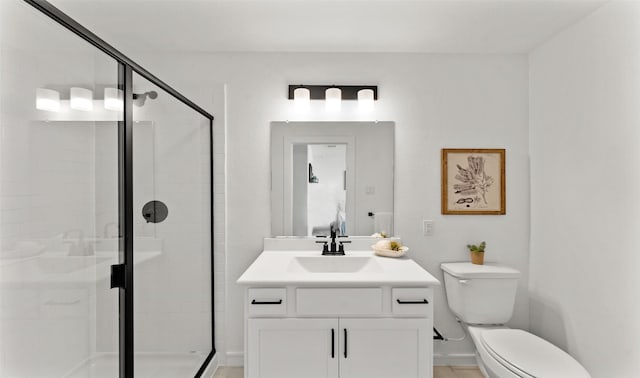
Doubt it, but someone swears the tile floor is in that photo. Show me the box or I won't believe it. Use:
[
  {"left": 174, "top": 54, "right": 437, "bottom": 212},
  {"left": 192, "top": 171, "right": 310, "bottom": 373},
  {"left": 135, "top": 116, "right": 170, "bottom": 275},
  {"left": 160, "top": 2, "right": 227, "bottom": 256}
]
[
  {"left": 212, "top": 367, "right": 243, "bottom": 378},
  {"left": 213, "top": 366, "right": 484, "bottom": 378},
  {"left": 434, "top": 366, "right": 485, "bottom": 378}
]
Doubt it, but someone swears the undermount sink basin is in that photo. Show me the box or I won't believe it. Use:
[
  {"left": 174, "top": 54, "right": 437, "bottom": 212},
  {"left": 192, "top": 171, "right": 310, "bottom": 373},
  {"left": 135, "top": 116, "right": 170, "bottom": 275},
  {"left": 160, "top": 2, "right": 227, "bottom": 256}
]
[{"left": 287, "top": 256, "right": 383, "bottom": 274}]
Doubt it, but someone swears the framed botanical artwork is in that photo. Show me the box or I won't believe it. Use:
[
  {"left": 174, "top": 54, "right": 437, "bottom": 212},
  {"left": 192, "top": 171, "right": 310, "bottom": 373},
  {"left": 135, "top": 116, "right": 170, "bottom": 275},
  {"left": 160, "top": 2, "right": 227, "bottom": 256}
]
[{"left": 441, "top": 148, "right": 506, "bottom": 215}]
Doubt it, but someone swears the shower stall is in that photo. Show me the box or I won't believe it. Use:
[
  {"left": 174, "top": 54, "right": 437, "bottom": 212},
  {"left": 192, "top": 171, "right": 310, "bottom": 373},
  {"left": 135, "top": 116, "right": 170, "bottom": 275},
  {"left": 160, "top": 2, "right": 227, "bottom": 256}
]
[{"left": 0, "top": 1, "right": 215, "bottom": 376}]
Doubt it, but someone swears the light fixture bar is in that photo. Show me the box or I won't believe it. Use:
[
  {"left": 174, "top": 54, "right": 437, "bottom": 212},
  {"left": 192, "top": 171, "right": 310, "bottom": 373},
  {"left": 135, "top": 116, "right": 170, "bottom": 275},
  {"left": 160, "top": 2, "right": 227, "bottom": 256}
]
[{"left": 287, "top": 85, "right": 378, "bottom": 101}]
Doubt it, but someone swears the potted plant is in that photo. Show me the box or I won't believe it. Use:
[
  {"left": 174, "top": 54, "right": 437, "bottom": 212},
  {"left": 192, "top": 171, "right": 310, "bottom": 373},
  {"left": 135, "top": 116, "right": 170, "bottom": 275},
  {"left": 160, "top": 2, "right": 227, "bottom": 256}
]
[{"left": 467, "top": 241, "right": 486, "bottom": 265}]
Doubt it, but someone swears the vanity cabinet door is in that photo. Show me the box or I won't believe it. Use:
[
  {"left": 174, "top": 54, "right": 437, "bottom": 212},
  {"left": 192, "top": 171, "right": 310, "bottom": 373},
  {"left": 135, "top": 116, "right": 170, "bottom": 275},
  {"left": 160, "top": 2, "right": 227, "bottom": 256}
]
[
  {"left": 248, "top": 318, "right": 339, "bottom": 378},
  {"left": 338, "top": 318, "right": 432, "bottom": 378}
]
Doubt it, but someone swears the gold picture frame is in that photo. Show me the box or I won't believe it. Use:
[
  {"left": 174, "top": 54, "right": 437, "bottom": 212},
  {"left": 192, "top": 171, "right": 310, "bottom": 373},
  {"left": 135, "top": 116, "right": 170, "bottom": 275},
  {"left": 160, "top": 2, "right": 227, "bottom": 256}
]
[{"left": 441, "top": 148, "right": 506, "bottom": 215}]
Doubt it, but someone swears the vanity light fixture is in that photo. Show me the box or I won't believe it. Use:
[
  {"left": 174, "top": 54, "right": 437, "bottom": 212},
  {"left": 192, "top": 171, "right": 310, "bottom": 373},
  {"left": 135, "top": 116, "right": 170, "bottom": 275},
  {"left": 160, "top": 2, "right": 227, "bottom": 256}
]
[
  {"left": 104, "top": 87, "right": 123, "bottom": 111},
  {"left": 293, "top": 86, "right": 310, "bottom": 110},
  {"left": 325, "top": 87, "right": 342, "bottom": 111},
  {"left": 287, "top": 85, "right": 378, "bottom": 111},
  {"left": 70, "top": 87, "right": 93, "bottom": 111},
  {"left": 358, "top": 89, "right": 374, "bottom": 111},
  {"left": 36, "top": 88, "right": 61, "bottom": 112}
]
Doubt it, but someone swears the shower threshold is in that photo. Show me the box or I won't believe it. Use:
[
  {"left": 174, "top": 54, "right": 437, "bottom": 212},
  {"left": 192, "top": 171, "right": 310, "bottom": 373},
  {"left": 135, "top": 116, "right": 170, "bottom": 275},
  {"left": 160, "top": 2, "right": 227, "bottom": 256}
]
[{"left": 64, "top": 351, "right": 209, "bottom": 378}]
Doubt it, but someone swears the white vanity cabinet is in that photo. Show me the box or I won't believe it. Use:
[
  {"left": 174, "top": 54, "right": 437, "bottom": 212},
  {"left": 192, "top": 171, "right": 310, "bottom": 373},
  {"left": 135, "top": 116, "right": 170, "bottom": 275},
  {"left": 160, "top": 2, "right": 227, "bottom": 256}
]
[
  {"left": 244, "top": 286, "right": 434, "bottom": 378},
  {"left": 248, "top": 318, "right": 339, "bottom": 378},
  {"left": 339, "top": 318, "right": 431, "bottom": 378}
]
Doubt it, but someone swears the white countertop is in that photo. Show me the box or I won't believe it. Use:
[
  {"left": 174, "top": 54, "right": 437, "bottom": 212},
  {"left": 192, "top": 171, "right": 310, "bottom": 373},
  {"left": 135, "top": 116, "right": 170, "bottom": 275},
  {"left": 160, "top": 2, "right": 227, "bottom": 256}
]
[{"left": 237, "top": 250, "right": 441, "bottom": 286}]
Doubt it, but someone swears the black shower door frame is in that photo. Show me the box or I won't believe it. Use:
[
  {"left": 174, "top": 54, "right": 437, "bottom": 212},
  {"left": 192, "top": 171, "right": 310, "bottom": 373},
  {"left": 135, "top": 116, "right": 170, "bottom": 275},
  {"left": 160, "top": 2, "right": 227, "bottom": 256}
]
[{"left": 23, "top": 1, "right": 216, "bottom": 377}]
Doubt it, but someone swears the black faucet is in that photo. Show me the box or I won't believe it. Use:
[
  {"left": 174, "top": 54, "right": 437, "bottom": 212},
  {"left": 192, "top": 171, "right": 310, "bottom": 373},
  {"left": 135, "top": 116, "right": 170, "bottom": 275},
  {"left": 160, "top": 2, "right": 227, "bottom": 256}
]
[{"left": 316, "top": 228, "right": 351, "bottom": 255}]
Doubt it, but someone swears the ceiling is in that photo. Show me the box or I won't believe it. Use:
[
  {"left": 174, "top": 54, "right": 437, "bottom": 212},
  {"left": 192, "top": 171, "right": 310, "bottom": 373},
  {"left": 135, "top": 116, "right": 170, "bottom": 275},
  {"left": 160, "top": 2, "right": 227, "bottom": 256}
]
[{"left": 48, "top": 0, "right": 605, "bottom": 54}]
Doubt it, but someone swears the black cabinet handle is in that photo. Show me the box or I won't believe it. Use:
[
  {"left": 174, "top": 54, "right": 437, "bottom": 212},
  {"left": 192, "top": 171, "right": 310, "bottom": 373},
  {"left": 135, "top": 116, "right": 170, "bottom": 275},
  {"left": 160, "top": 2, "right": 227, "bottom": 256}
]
[
  {"left": 343, "top": 329, "right": 348, "bottom": 358},
  {"left": 251, "top": 299, "right": 282, "bottom": 305},
  {"left": 396, "top": 299, "right": 429, "bottom": 304},
  {"left": 331, "top": 329, "right": 335, "bottom": 358}
]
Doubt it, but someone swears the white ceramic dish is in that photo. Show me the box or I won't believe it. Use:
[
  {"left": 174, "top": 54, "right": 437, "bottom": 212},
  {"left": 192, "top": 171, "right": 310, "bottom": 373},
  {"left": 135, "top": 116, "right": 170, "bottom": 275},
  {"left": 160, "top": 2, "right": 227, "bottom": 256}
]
[{"left": 371, "top": 245, "right": 408, "bottom": 258}]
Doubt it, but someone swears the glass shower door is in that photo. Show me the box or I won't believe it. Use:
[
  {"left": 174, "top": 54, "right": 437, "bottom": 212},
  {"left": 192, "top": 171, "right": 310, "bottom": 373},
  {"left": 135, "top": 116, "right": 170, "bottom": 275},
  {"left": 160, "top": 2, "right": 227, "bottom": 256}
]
[
  {"left": 0, "top": 1, "right": 122, "bottom": 376},
  {"left": 131, "top": 72, "right": 212, "bottom": 377}
]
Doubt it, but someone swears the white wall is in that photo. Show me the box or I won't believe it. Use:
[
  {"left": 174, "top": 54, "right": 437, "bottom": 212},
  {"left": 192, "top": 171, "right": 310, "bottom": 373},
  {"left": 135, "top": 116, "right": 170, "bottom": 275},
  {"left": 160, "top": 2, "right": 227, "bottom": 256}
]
[
  {"left": 136, "top": 52, "right": 531, "bottom": 365},
  {"left": 529, "top": 2, "right": 640, "bottom": 377}
]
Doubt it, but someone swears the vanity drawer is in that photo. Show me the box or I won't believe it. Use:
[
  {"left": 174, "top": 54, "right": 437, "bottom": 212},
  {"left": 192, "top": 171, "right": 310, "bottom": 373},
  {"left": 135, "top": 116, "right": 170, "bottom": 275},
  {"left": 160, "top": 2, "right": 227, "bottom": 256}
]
[
  {"left": 296, "top": 288, "right": 382, "bottom": 316},
  {"left": 392, "top": 288, "right": 433, "bottom": 317},
  {"left": 248, "top": 288, "right": 287, "bottom": 316}
]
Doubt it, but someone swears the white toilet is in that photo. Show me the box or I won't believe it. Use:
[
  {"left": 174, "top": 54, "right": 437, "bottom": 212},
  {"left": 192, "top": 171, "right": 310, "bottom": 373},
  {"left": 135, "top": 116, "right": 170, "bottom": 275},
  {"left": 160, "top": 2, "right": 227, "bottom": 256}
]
[{"left": 441, "top": 262, "right": 590, "bottom": 378}]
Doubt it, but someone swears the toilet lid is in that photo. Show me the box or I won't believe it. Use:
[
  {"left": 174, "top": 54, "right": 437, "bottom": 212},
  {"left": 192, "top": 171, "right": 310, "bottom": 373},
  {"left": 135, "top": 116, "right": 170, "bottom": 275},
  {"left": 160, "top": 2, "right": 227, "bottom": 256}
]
[
  {"left": 480, "top": 329, "right": 590, "bottom": 378},
  {"left": 440, "top": 262, "right": 521, "bottom": 279}
]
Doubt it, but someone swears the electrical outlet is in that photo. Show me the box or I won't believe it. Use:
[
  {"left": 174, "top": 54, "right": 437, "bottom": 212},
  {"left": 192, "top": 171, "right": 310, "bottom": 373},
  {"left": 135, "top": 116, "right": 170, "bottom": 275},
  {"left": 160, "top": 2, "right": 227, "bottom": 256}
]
[{"left": 423, "top": 220, "right": 434, "bottom": 236}]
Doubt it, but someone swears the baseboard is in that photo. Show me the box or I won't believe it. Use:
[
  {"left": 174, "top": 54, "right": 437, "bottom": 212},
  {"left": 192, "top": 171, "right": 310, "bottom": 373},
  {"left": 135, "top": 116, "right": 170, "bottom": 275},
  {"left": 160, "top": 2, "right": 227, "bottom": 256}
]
[
  {"left": 224, "top": 351, "right": 472, "bottom": 367},
  {"left": 226, "top": 351, "right": 244, "bottom": 367},
  {"left": 223, "top": 351, "right": 471, "bottom": 369},
  {"left": 434, "top": 353, "right": 477, "bottom": 366}
]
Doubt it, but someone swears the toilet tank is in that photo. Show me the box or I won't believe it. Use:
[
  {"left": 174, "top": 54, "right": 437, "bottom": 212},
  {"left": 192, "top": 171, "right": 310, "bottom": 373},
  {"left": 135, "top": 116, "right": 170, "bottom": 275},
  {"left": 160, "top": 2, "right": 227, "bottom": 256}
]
[{"left": 441, "top": 262, "right": 521, "bottom": 325}]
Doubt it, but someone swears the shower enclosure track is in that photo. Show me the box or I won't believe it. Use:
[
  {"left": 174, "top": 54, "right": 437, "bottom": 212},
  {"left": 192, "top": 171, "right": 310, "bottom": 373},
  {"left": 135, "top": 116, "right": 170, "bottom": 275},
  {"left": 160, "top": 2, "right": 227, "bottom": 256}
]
[{"left": 23, "top": 1, "right": 216, "bottom": 377}]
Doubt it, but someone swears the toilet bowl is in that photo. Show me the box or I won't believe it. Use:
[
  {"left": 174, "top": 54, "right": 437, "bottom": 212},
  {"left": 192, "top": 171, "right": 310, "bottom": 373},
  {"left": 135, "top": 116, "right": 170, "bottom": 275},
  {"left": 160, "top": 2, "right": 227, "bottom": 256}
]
[
  {"left": 441, "top": 262, "right": 590, "bottom": 378},
  {"left": 467, "top": 326, "right": 590, "bottom": 378}
]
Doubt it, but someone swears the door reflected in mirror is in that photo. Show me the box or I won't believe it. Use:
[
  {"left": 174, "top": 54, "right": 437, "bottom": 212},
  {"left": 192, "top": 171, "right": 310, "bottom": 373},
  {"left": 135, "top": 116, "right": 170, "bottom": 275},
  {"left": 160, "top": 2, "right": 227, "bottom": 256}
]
[{"left": 271, "top": 121, "right": 394, "bottom": 237}]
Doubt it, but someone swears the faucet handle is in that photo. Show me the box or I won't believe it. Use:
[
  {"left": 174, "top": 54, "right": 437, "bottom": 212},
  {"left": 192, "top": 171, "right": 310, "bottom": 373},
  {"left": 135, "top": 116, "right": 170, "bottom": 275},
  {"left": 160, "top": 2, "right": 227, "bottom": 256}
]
[
  {"left": 316, "top": 241, "right": 329, "bottom": 254},
  {"left": 338, "top": 241, "right": 351, "bottom": 254}
]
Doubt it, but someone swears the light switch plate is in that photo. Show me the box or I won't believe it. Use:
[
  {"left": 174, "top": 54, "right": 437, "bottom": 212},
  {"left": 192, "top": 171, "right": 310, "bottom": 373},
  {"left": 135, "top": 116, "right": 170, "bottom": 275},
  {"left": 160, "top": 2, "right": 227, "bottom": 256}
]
[{"left": 423, "top": 220, "right": 434, "bottom": 236}]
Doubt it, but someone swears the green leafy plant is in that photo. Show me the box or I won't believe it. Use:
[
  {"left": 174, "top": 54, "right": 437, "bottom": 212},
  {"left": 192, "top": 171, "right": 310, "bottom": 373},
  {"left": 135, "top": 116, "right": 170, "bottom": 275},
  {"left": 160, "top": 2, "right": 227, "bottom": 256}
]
[
  {"left": 389, "top": 241, "right": 402, "bottom": 251},
  {"left": 467, "top": 241, "right": 486, "bottom": 253}
]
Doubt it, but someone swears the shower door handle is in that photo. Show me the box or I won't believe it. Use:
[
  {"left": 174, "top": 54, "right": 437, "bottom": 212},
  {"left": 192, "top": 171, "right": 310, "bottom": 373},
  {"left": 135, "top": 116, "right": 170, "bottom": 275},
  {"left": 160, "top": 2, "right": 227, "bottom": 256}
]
[{"left": 110, "top": 264, "right": 126, "bottom": 289}]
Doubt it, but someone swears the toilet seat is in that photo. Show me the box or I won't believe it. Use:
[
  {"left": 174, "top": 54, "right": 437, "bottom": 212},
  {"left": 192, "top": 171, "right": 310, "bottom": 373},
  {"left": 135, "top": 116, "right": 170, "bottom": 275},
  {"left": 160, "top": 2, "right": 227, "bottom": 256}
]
[
  {"left": 480, "top": 329, "right": 591, "bottom": 378},
  {"left": 480, "top": 334, "right": 534, "bottom": 378}
]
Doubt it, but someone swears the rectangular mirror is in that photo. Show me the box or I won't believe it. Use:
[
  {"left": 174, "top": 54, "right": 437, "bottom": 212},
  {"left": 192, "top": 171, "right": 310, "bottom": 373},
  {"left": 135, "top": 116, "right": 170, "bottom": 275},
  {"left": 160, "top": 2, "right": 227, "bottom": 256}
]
[{"left": 271, "top": 121, "right": 394, "bottom": 236}]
